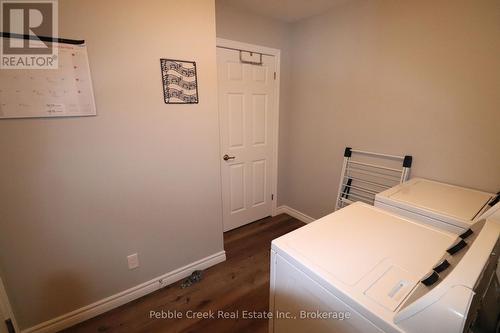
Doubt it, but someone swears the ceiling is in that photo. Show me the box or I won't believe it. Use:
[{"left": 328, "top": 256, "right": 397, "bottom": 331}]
[{"left": 218, "top": 0, "right": 352, "bottom": 23}]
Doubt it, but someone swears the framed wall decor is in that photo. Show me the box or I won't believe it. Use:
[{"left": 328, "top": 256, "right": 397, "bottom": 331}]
[{"left": 160, "top": 59, "right": 199, "bottom": 104}]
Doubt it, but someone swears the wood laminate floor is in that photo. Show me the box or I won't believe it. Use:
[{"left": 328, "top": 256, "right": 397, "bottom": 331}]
[{"left": 62, "top": 214, "right": 304, "bottom": 333}]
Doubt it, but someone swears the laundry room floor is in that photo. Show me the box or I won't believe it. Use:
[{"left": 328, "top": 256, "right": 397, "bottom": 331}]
[{"left": 62, "top": 214, "right": 305, "bottom": 333}]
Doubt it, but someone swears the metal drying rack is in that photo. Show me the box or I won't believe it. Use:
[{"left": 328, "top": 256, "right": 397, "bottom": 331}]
[{"left": 335, "top": 147, "right": 413, "bottom": 210}]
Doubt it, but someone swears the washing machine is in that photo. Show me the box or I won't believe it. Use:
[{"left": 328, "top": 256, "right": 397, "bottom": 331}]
[
  {"left": 269, "top": 202, "right": 500, "bottom": 333},
  {"left": 374, "top": 178, "right": 500, "bottom": 234}
]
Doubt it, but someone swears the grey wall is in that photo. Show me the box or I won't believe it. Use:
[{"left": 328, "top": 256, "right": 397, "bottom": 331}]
[
  {"left": 1, "top": 0, "right": 499, "bottom": 328},
  {"left": 0, "top": 0, "right": 223, "bottom": 329},
  {"left": 285, "top": 0, "right": 500, "bottom": 219},
  {"left": 215, "top": 1, "right": 293, "bottom": 206}
]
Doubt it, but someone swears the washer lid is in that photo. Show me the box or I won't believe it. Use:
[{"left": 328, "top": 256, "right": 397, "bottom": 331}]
[
  {"left": 376, "top": 178, "right": 493, "bottom": 223},
  {"left": 273, "top": 203, "right": 456, "bottom": 288}
]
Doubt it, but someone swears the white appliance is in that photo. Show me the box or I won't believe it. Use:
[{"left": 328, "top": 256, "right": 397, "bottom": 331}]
[
  {"left": 375, "top": 178, "right": 500, "bottom": 234},
  {"left": 269, "top": 203, "right": 500, "bottom": 333}
]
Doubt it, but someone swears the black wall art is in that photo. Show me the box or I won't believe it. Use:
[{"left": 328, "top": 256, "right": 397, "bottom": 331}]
[{"left": 160, "top": 59, "right": 199, "bottom": 104}]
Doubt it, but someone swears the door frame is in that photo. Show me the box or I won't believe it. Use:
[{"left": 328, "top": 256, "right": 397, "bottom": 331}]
[
  {"left": 0, "top": 276, "right": 18, "bottom": 333},
  {"left": 216, "top": 38, "right": 281, "bottom": 218}
]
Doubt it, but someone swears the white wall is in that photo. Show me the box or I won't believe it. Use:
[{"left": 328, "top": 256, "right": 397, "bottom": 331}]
[
  {"left": 0, "top": 0, "right": 223, "bottom": 329},
  {"left": 285, "top": 0, "right": 500, "bottom": 218},
  {"left": 215, "top": 0, "right": 292, "bottom": 206}
]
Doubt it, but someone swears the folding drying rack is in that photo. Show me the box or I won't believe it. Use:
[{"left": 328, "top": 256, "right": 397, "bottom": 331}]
[{"left": 335, "top": 147, "right": 413, "bottom": 210}]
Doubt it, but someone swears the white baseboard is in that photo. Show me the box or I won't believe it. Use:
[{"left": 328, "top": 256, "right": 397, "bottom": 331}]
[
  {"left": 275, "top": 205, "right": 315, "bottom": 224},
  {"left": 23, "top": 251, "right": 226, "bottom": 333}
]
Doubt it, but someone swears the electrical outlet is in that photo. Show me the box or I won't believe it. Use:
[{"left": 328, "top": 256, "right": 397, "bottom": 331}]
[{"left": 127, "top": 253, "right": 139, "bottom": 270}]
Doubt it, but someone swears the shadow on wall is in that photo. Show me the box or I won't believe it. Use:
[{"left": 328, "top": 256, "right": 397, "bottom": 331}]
[{"left": 41, "top": 271, "right": 89, "bottom": 322}]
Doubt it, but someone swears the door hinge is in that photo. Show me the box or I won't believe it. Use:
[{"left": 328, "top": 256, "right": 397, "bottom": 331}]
[
  {"left": 271, "top": 194, "right": 274, "bottom": 200},
  {"left": 5, "top": 318, "right": 15, "bottom": 333},
  {"left": 273, "top": 72, "right": 276, "bottom": 80}
]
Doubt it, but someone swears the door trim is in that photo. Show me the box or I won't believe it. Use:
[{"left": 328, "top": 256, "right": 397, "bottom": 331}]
[
  {"left": 0, "top": 276, "right": 18, "bottom": 333},
  {"left": 216, "top": 38, "right": 281, "bottom": 218}
]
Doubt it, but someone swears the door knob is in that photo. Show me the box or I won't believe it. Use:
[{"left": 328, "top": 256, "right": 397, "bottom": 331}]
[{"left": 223, "top": 154, "right": 236, "bottom": 161}]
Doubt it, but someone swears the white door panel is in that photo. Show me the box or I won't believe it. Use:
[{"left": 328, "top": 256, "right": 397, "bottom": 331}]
[{"left": 217, "top": 47, "right": 276, "bottom": 231}]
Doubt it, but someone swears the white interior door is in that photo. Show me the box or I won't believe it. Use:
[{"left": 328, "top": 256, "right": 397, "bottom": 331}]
[{"left": 217, "top": 46, "right": 277, "bottom": 231}]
